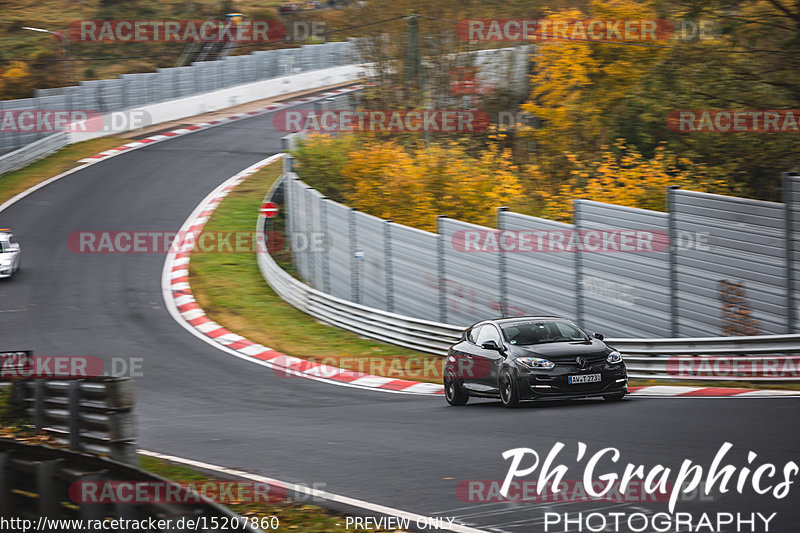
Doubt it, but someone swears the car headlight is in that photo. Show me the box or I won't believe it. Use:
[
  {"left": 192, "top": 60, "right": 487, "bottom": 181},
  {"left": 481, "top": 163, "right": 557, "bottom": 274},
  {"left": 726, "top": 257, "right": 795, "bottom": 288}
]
[
  {"left": 0, "top": 259, "right": 11, "bottom": 266},
  {"left": 517, "top": 357, "right": 555, "bottom": 370},
  {"left": 607, "top": 350, "right": 623, "bottom": 364}
]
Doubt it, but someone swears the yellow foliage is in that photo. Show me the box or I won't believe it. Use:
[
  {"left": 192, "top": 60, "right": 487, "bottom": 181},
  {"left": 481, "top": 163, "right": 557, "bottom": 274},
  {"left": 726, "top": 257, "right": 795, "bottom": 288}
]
[
  {"left": 340, "top": 140, "right": 523, "bottom": 232},
  {"left": 522, "top": 0, "right": 666, "bottom": 155},
  {"left": 0, "top": 62, "right": 36, "bottom": 99},
  {"left": 532, "top": 140, "right": 734, "bottom": 222}
]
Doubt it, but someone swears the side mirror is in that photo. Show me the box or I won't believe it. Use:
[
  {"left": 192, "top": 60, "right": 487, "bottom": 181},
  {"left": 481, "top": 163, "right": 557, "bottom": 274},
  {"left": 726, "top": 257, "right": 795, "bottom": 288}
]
[
  {"left": 481, "top": 340, "right": 501, "bottom": 351},
  {"left": 593, "top": 332, "right": 604, "bottom": 341}
]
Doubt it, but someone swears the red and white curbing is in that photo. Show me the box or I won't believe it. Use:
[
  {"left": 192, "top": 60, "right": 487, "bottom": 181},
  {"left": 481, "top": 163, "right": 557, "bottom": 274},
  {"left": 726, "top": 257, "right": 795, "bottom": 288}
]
[
  {"left": 161, "top": 155, "right": 445, "bottom": 395},
  {"left": 628, "top": 385, "right": 800, "bottom": 398},
  {"left": 78, "top": 85, "right": 367, "bottom": 163},
  {"left": 159, "top": 157, "right": 800, "bottom": 399}
]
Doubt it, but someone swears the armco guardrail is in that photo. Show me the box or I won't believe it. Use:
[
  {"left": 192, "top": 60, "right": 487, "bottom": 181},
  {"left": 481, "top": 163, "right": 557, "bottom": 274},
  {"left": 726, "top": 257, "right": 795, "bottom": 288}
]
[
  {"left": 284, "top": 152, "right": 800, "bottom": 339},
  {"left": 259, "top": 170, "right": 461, "bottom": 356},
  {"left": 257, "top": 162, "right": 800, "bottom": 381},
  {"left": 0, "top": 41, "right": 359, "bottom": 156},
  {"left": 0, "top": 133, "right": 68, "bottom": 176},
  {"left": 0, "top": 438, "right": 259, "bottom": 532},
  {"left": 12, "top": 377, "right": 137, "bottom": 465}
]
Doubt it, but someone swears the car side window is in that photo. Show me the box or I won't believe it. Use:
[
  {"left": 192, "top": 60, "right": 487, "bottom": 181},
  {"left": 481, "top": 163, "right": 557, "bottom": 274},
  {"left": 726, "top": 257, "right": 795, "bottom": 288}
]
[
  {"left": 476, "top": 324, "right": 502, "bottom": 346},
  {"left": 467, "top": 326, "right": 482, "bottom": 344}
]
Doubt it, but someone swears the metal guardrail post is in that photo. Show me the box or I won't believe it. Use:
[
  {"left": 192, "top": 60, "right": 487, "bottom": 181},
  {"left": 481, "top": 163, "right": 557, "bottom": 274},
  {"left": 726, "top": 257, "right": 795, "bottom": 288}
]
[
  {"left": 321, "top": 197, "right": 331, "bottom": 293},
  {"left": 34, "top": 379, "right": 45, "bottom": 433},
  {"left": 349, "top": 207, "right": 360, "bottom": 304},
  {"left": 36, "top": 459, "right": 63, "bottom": 517},
  {"left": 79, "top": 472, "right": 108, "bottom": 521},
  {"left": 385, "top": 220, "right": 394, "bottom": 313},
  {"left": 0, "top": 452, "right": 11, "bottom": 515},
  {"left": 573, "top": 200, "right": 585, "bottom": 324},
  {"left": 497, "top": 207, "right": 509, "bottom": 317},
  {"left": 11, "top": 380, "right": 25, "bottom": 419},
  {"left": 437, "top": 215, "right": 448, "bottom": 324},
  {"left": 306, "top": 186, "right": 316, "bottom": 287},
  {"left": 68, "top": 380, "right": 81, "bottom": 451},
  {"left": 783, "top": 172, "right": 797, "bottom": 333},
  {"left": 667, "top": 186, "right": 681, "bottom": 337}
]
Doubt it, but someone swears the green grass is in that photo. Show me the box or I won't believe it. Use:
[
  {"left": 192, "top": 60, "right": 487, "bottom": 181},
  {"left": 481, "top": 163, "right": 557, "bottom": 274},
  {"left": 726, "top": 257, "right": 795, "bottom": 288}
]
[
  {"left": 0, "top": 137, "right": 124, "bottom": 205},
  {"left": 188, "top": 161, "right": 446, "bottom": 383}
]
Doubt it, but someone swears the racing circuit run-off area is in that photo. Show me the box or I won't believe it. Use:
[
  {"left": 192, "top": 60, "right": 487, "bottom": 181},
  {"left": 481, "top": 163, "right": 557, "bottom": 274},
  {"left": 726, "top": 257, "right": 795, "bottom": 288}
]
[{"left": 2, "top": 1, "right": 800, "bottom": 533}]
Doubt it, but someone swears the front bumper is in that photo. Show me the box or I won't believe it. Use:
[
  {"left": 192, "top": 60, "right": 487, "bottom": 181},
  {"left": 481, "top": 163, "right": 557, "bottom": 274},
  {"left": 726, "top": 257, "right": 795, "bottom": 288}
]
[{"left": 518, "top": 363, "right": 628, "bottom": 400}]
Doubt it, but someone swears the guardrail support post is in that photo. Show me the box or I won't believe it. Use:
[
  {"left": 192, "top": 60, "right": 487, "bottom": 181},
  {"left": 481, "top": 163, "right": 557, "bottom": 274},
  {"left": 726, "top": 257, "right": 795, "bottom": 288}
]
[
  {"left": 385, "top": 220, "right": 395, "bottom": 313},
  {"left": 36, "top": 459, "right": 63, "bottom": 517},
  {"left": 306, "top": 186, "right": 316, "bottom": 288},
  {"left": 321, "top": 197, "right": 331, "bottom": 294},
  {"left": 667, "top": 186, "right": 681, "bottom": 337},
  {"left": 110, "top": 441, "right": 139, "bottom": 467},
  {"left": 34, "top": 379, "right": 45, "bottom": 434},
  {"left": 349, "top": 208, "right": 360, "bottom": 304},
  {"left": 68, "top": 380, "right": 81, "bottom": 451},
  {"left": 282, "top": 154, "right": 294, "bottom": 174},
  {"left": 497, "top": 207, "right": 509, "bottom": 317},
  {"left": 574, "top": 200, "right": 585, "bottom": 324},
  {"left": 783, "top": 172, "right": 797, "bottom": 333},
  {"left": 0, "top": 452, "right": 11, "bottom": 515},
  {"left": 437, "top": 215, "right": 448, "bottom": 324},
  {"left": 79, "top": 472, "right": 108, "bottom": 520}
]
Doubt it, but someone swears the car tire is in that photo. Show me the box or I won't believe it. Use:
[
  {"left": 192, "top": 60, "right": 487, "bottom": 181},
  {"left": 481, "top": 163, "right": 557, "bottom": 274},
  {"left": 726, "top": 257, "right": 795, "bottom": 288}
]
[
  {"left": 499, "top": 370, "right": 519, "bottom": 408},
  {"left": 444, "top": 372, "right": 469, "bottom": 406},
  {"left": 603, "top": 392, "right": 626, "bottom": 401}
]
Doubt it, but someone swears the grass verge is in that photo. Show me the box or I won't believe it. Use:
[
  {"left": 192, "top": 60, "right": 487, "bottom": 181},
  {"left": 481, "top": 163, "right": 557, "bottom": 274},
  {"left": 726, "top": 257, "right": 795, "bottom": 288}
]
[
  {"left": 3, "top": 138, "right": 795, "bottom": 391},
  {"left": 0, "top": 138, "right": 124, "bottom": 205},
  {"left": 188, "top": 161, "right": 445, "bottom": 384},
  {"left": 187, "top": 161, "right": 800, "bottom": 391}
]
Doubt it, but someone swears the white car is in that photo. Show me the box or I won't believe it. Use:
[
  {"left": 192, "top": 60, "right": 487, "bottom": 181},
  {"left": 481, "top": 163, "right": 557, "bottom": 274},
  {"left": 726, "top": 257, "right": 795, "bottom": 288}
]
[{"left": 0, "top": 229, "right": 21, "bottom": 279}]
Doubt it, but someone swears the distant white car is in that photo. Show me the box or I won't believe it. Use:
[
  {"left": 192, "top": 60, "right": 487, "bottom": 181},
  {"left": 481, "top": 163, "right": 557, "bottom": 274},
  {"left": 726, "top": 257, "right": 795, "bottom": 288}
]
[{"left": 0, "top": 229, "right": 21, "bottom": 279}]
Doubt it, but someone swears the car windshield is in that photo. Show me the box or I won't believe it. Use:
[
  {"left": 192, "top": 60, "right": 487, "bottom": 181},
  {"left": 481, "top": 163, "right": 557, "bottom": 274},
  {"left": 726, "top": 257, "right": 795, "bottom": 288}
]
[{"left": 501, "top": 320, "right": 589, "bottom": 345}]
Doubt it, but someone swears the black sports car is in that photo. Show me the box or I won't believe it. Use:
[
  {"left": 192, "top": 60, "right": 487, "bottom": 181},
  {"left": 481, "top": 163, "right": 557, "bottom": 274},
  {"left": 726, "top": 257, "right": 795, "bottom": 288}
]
[{"left": 443, "top": 316, "right": 628, "bottom": 407}]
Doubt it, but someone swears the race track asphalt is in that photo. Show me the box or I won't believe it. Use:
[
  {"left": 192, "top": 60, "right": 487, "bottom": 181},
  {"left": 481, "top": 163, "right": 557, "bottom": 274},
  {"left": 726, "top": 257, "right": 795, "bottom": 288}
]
[{"left": 1, "top": 102, "right": 798, "bottom": 532}]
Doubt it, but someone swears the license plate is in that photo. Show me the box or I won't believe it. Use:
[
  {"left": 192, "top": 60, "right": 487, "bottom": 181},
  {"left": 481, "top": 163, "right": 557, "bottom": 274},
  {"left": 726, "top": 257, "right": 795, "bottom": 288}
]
[{"left": 568, "top": 373, "right": 601, "bottom": 384}]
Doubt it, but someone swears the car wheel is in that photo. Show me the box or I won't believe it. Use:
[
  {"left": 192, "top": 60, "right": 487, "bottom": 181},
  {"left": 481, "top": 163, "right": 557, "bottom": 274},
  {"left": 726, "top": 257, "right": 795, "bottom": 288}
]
[
  {"left": 499, "top": 370, "right": 519, "bottom": 408},
  {"left": 603, "top": 392, "right": 626, "bottom": 401},
  {"left": 444, "top": 372, "right": 469, "bottom": 406}
]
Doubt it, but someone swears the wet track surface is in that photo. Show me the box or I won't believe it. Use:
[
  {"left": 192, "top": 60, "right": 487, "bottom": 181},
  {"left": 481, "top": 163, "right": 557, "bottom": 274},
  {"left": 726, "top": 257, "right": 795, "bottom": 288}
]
[{"left": 1, "top": 104, "right": 799, "bottom": 532}]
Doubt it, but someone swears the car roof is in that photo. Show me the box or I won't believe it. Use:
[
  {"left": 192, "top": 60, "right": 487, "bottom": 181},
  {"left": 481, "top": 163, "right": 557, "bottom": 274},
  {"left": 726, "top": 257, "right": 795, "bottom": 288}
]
[{"left": 468, "top": 316, "right": 568, "bottom": 328}]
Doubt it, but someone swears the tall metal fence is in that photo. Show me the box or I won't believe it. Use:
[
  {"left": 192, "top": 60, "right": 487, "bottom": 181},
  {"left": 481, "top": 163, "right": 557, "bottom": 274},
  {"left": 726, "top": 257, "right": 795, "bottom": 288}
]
[
  {"left": 0, "top": 41, "right": 357, "bottom": 156},
  {"left": 285, "top": 172, "right": 800, "bottom": 338}
]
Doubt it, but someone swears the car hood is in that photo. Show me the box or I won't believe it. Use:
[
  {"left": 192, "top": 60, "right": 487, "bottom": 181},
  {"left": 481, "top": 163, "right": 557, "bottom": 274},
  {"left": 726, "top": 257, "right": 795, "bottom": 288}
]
[{"left": 510, "top": 339, "right": 609, "bottom": 362}]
